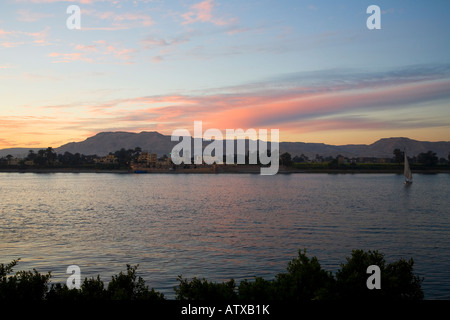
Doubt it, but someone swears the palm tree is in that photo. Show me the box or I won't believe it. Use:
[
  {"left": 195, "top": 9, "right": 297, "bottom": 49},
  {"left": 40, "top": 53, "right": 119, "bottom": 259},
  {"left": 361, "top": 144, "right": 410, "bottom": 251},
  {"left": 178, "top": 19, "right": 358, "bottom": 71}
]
[
  {"left": 280, "top": 152, "right": 293, "bottom": 167},
  {"left": 417, "top": 150, "right": 438, "bottom": 167},
  {"left": 6, "top": 154, "right": 13, "bottom": 165},
  {"left": 45, "top": 147, "right": 57, "bottom": 166},
  {"left": 393, "top": 148, "right": 404, "bottom": 164}
]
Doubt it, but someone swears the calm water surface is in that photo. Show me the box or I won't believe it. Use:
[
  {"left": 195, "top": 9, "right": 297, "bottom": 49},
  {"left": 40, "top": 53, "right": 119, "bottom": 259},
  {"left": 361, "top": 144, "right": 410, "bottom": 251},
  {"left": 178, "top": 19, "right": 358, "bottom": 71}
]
[{"left": 0, "top": 173, "right": 449, "bottom": 299}]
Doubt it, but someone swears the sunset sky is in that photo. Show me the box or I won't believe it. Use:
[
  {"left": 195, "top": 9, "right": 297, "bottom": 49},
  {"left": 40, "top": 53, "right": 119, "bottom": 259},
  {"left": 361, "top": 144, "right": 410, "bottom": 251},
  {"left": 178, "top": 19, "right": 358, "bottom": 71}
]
[{"left": 1, "top": 0, "right": 449, "bottom": 149}]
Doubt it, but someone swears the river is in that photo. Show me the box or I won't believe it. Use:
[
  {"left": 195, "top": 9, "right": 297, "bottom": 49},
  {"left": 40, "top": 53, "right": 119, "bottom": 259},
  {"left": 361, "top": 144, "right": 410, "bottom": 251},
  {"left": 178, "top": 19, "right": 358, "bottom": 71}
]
[{"left": 0, "top": 173, "right": 448, "bottom": 299}]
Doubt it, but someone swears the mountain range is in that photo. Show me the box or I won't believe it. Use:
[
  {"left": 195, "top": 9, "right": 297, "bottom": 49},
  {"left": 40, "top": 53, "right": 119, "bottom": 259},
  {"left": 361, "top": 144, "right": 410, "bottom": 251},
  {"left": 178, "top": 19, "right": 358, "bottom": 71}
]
[{"left": 0, "top": 132, "right": 449, "bottom": 159}]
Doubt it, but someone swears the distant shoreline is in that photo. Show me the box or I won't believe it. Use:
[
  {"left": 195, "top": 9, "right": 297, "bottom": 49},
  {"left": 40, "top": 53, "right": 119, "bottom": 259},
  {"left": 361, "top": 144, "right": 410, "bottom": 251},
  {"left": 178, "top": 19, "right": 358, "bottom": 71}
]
[{"left": 1, "top": 167, "right": 449, "bottom": 174}]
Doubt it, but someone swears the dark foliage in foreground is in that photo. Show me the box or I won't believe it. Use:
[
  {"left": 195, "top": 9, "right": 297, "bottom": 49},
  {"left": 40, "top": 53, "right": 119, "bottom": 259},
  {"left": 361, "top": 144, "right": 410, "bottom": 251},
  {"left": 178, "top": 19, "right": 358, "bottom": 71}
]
[
  {"left": 0, "top": 249, "right": 424, "bottom": 300},
  {"left": 0, "top": 261, "right": 164, "bottom": 301}
]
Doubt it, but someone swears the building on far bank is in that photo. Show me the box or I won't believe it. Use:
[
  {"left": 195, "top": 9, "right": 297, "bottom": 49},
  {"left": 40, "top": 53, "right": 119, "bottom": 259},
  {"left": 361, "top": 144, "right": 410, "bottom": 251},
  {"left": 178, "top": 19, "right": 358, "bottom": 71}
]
[
  {"left": 94, "top": 154, "right": 117, "bottom": 164},
  {"left": 157, "top": 156, "right": 172, "bottom": 167},
  {"left": 137, "top": 152, "right": 157, "bottom": 166},
  {"left": 7, "top": 157, "right": 21, "bottom": 166}
]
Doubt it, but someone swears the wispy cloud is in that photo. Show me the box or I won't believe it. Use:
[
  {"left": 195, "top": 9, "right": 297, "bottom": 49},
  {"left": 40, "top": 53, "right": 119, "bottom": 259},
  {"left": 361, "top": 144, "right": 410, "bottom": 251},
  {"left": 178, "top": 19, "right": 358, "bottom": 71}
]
[
  {"left": 74, "top": 44, "right": 98, "bottom": 52},
  {"left": 26, "top": 64, "right": 446, "bottom": 141},
  {"left": 139, "top": 33, "right": 191, "bottom": 63},
  {"left": 47, "top": 40, "right": 137, "bottom": 63},
  {"left": 140, "top": 34, "right": 190, "bottom": 49},
  {"left": 6, "top": 65, "right": 448, "bottom": 148},
  {"left": 105, "top": 44, "right": 136, "bottom": 61},
  {"left": 26, "top": 27, "right": 52, "bottom": 45},
  {"left": 0, "top": 27, "right": 52, "bottom": 46},
  {"left": 0, "top": 138, "right": 15, "bottom": 148},
  {"left": 181, "top": 0, "right": 236, "bottom": 26},
  {"left": 82, "top": 8, "right": 155, "bottom": 30},
  {"left": 16, "top": 9, "right": 54, "bottom": 22},
  {"left": 84, "top": 64, "right": 450, "bottom": 134},
  {"left": 0, "top": 29, "right": 15, "bottom": 37},
  {"left": 0, "top": 41, "right": 25, "bottom": 48},
  {"left": 48, "top": 52, "right": 93, "bottom": 63}
]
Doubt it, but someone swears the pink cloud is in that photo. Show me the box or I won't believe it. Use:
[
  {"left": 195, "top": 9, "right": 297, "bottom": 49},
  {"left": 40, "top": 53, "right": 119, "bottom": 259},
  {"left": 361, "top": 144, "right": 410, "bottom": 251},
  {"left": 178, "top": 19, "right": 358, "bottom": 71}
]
[
  {"left": 25, "top": 27, "right": 51, "bottom": 45},
  {"left": 48, "top": 52, "right": 93, "bottom": 63},
  {"left": 0, "top": 27, "right": 51, "bottom": 46},
  {"left": 47, "top": 41, "right": 137, "bottom": 64},
  {"left": 182, "top": 0, "right": 214, "bottom": 24},
  {"left": 82, "top": 8, "right": 155, "bottom": 29},
  {"left": 117, "top": 13, "right": 154, "bottom": 27},
  {"left": 16, "top": 9, "right": 54, "bottom": 22},
  {"left": 75, "top": 44, "right": 98, "bottom": 52},
  {"left": 0, "top": 41, "right": 24, "bottom": 48},
  {"left": 16, "top": 68, "right": 450, "bottom": 146},
  {"left": 81, "top": 26, "right": 130, "bottom": 31},
  {"left": 0, "top": 29, "right": 15, "bottom": 38},
  {"left": 181, "top": 0, "right": 236, "bottom": 26},
  {"left": 203, "top": 80, "right": 450, "bottom": 130},
  {"left": 101, "top": 78, "right": 450, "bottom": 135},
  {"left": 0, "top": 138, "right": 16, "bottom": 148},
  {"left": 105, "top": 45, "right": 136, "bottom": 60}
]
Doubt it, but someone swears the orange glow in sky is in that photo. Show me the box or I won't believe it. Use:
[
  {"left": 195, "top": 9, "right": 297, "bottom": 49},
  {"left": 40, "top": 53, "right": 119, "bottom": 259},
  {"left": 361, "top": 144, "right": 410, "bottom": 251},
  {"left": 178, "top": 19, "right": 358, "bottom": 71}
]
[{"left": 1, "top": 1, "right": 449, "bottom": 149}]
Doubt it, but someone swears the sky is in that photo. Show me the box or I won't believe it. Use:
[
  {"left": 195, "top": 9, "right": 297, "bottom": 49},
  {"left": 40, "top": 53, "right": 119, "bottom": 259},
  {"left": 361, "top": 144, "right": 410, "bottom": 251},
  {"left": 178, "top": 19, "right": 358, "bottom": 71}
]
[{"left": 1, "top": 0, "right": 449, "bottom": 149}]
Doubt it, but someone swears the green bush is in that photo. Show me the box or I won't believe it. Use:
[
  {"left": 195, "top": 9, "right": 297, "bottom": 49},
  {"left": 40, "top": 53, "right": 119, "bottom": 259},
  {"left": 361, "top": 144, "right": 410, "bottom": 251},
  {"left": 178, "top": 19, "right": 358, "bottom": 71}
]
[
  {"left": 0, "top": 259, "right": 51, "bottom": 300},
  {"left": 382, "top": 257, "right": 424, "bottom": 300},
  {"left": 174, "top": 276, "right": 237, "bottom": 301},
  {"left": 274, "top": 249, "right": 335, "bottom": 300},
  {"left": 335, "top": 249, "right": 386, "bottom": 299},
  {"left": 107, "top": 264, "right": 164, "bottom": 300},
  {"left": 172, "top": 249, "right": 423, "bottom": 301},
  {"left": 335, "top": 249, "right": 423, "bottom": 300},
  {"left": 238, "top": 277, "right": 277, "bottom": 300},
  {"left": 0, "top": 249, "right": 424, "bottom": 300}
]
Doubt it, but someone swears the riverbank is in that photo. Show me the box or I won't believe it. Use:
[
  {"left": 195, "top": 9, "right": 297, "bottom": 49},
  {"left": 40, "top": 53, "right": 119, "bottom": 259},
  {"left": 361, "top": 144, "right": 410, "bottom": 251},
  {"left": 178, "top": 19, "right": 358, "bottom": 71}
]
[
  {"left": 0, "top": 168, "right": 131, "bottom": 174},
  {"left": 1, "top": 166, "right": 449, "bottom": 174}
]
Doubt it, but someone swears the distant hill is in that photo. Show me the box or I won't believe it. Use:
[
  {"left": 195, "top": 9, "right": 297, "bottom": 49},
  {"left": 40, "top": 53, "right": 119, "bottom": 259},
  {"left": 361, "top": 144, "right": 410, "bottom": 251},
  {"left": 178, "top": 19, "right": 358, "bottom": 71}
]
[
  {"left": 321, "top": 137, "right": 450, "bottom": 159},
  {"left": 280, "top": 137, "right": 450, "bottom": 159},
  {"left": 55, "top": 131, "right": 174, "bottom": 157},
  {"left": 362, "top": 137, "right": 450, "bottom": 158},
  {"left": 2, "top": 133, "right": 449, "bottom": 159}
]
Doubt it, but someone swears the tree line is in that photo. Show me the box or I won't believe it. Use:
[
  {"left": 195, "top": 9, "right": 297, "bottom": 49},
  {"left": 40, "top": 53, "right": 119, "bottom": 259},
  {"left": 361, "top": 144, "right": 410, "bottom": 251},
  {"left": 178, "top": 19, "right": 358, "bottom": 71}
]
[
  {"left": 392, "top": 149, "right": 445, "bottom": 167},
  {"left": 1, "top": 147, "right": 449, "bottom": 169},
  {"left": 0, "top": 147, "right": 165, "bottom": 169},
  {"left": 278, "top": 148, "right": 450, "bottom": 168}
]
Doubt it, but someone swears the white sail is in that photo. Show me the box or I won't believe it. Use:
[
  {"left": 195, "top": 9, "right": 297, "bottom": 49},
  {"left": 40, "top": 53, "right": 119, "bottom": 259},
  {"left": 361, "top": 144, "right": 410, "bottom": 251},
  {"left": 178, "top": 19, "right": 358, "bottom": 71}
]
[{"left": 404, "top": 152, "right": 413, "bottom": 183}]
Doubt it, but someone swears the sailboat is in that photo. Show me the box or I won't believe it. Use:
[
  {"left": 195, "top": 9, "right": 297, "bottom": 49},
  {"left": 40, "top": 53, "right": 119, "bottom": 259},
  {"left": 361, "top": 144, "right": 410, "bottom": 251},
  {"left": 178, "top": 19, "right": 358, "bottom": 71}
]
[{"left": 404, "top": 151, "right": 413, "bottom": 184}]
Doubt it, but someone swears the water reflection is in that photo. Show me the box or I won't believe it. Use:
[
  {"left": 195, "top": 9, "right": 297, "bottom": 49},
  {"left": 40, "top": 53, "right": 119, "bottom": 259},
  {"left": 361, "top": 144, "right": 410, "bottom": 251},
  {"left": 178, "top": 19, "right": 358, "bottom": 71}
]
[{"left": 0, "top": 173, "right": 449, "bottom": 299}]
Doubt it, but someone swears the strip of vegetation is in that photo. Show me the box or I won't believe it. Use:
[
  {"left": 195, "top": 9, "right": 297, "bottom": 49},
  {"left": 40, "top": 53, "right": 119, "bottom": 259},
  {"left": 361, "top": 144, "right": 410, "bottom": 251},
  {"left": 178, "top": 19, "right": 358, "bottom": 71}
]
[
  {"left": 2, "top": 148, "right": 449, "bottom": 172},
  {"left": 0, "top": 249, "right": 424, "bottom": 300},
  {"left": 292, "top": 162, "right": 450, "bottom": 171}
]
